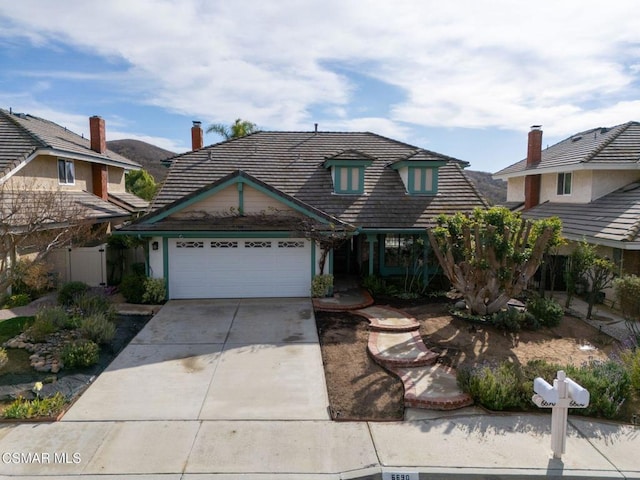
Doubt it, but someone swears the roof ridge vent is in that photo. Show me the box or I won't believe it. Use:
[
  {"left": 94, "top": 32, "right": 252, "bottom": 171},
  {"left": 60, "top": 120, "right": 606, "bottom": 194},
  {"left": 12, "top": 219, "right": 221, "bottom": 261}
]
[{"left": 571, "top": 135, "right": 583, "bottom": 142}]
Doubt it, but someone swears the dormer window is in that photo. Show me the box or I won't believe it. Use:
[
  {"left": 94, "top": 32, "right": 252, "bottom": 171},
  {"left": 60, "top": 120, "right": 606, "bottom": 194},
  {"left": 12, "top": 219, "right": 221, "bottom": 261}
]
[
  {"left": 408, "top": 166, "right": 437, "bottom": 194},
  {"left": 57, "top": 158, "right": 75, "bottom": 185},
  {"left": 323, "top": 150, "right": 374, "bottom": 195},
  {"left": 390, "top": 151, "right": 446, "bottom": 195}
]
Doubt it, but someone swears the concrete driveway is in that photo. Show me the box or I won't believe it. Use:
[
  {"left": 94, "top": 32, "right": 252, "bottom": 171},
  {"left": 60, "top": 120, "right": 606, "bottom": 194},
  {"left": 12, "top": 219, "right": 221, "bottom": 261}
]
[{"left": 63, "top": 298, "right": 330, "bottom": 421}]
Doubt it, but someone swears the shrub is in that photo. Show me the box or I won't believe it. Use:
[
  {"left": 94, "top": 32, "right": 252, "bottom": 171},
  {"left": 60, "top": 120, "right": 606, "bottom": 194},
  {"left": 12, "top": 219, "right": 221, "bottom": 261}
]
[
  {"left": 11, "top": 260, "right": 54, "bottom": 296},
  {"left": 0, "top": 347, "right": 8, "bottom": 368},
  {"left": 80, "top": 313, "right": 116, "bottom": 344},
  {"left": 142, "top": 278, "right": 167, "bottom": 304},
  {"left": 490, "top": 308, "right": 525, "bottom": 332},
  {"left": 35, "top": 306, "right": 69, "bottom": 330},
  {"left": 120, "top": 274, "right": 145, "bottom": 304},
  {"left": 3, "top": 392, "right": 66, "bottom": 419},
  {"left": 58, "top": 281, "right": 89, "bottom": 306},
  {"left": 2, "top": 293, "right": 31, "bottom": 308},
  {"left": 566, "top": 360, "right": 630, "bottom": 418},
  {"left": 311, "top": 274, "right": 334, "bottom": 298},
  {"left": 457, "top": 362, "right": 524, "bottom": 410},
  {"left": 526, "top": 295, "right": 563, "bottom": 328},
  {"left": 620, "top": 348, "right": 640, "bottom": 392},
  {"left": 614, "top": 275, "right": 640, "bottom": 320},
  {"left": 72, "top": 292, "right": 116, "bottom": 321},
  {"left": 26, "top": 315, "right": 59, "bottom": 342},
  {"left": 61, "top": 340, "right": 100, "bottom": 369}
]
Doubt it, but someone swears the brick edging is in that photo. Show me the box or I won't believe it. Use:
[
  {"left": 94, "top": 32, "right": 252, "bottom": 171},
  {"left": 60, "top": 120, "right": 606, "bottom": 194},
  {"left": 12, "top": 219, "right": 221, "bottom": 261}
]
[{"left": 312, "top": 289, "right": 374, "bottom": 312}]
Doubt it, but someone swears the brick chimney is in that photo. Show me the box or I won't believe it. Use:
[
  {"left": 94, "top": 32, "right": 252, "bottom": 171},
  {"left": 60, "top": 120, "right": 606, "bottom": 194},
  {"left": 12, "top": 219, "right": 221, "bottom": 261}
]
[
  {"left": 89, "top": 115, "right": 106, "bottom": 154},
  {"left": 191, "top": 120, "right": 203, "bottom": 151},
  {"left": 524, "top": 125, "right": 542, "bottom": 210}
]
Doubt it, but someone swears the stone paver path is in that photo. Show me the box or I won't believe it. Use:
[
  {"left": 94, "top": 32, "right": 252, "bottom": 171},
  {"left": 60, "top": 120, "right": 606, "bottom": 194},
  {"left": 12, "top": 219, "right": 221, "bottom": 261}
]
[{"left": 355, "top": 305, "right": 473, "bottom": 411}]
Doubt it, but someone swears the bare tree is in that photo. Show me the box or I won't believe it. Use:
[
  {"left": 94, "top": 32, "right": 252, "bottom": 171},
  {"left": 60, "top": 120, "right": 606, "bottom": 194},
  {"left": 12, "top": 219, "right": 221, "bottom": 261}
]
[{"left": 0, "top": 181, "right": 98, "bottom": 292}]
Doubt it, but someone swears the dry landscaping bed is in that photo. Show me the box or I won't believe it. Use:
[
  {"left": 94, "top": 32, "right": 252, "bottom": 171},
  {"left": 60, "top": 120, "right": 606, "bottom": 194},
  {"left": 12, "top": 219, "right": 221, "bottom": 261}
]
[{"left": 316, "top": 300, "right": 629, "bottom": 422}]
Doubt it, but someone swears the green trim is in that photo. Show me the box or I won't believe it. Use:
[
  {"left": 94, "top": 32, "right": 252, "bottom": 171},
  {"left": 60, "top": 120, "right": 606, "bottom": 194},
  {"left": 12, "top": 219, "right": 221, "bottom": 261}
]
[
  {"left": 366, "top": 234, "right": 376, "bottom": 275},
  {"left": 237, "top": 182, "right": 244, "bottom": 214},
  {"left": 390, "top": 160, "right": 446, "bottom": 170},
  {"left": 162, "top": 237, "right": 169, "bottom": 299},
  {"left": 360, "top": 228, "right": 426, "bottom": 234},
  {"left": 311, "top": 239, "right": 316, "bottom": 277},
  {"left": 324, "top": 158, "right": 373, "bottom": 168},
  {"left": 142, "top": 175, "right": 333, "bottom": 225},
  {"left": 328, "top": 248, "right": 334, "bottom": 275},
  {"left": 407, "top": 166, "right": 439, "bottom": 195}
]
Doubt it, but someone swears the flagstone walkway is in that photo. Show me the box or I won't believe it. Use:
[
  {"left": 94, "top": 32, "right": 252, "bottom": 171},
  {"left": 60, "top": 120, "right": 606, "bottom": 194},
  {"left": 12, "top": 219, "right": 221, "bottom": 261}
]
[{"left": 354, "top": 305, "right": 473, "bottom": 410}]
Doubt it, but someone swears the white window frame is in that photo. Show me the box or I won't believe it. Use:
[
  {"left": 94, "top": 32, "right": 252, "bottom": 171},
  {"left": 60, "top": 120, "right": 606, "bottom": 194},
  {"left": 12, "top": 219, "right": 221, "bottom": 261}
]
[
  {"left": 57, "top": 158, "right": 75, "bottom": 185},
  {"left": 557, "top": 172, "right": 572, "bottom": 196}
]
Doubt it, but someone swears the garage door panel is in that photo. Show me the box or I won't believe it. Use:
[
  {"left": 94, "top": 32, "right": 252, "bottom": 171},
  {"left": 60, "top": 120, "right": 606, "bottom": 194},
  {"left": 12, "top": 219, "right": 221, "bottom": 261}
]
[{"left": 168, "top": 238, "right": 311, "bottom": 299}]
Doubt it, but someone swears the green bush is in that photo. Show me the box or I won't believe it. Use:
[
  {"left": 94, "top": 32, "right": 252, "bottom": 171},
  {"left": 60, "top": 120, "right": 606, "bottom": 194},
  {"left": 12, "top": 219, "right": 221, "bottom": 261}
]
[
  {"left": 311, "top": 274, "right": 334, "bottom": 297},
  {"left": 11, "top": 260, "right": 54, "bottom": 297},
  {"left": 72, "top": 292, "right": 116, "bottom": 321},
  {"left": 457, "top": 362, "right": 524, "bottom": 410},
  {"left": 3, "top": 392, "right": 66, "bottom": 419},
  {"left": 620, "top": 348, "right": 640, "bottom": 392},
  {"left": 2, "top": 293, "right": 31, "bottom": 308},
  {"left": 120, "top": 274, "right": 145, "bottom": 304},
  {"left": 490, "top": 308, "right": 525, "bottom": 332},
  {"left": 35, "top": 306, "right": 69, "bottom": 330},
  {"left": 61, "top": 340, "right": 100, "bottom": 369},
  {"left": 80, "top": 313, "right": 116, "bottom": 344},
  {"left": 527, "top": 295, "right": 563, "bottom": 328},
  {"left": 142, "top": 277, "right": 167, "bottom": 304},
  {"left": 58, "top": 281, "right": 89, "bottom": 306},
  {"left": 566, "top": 360, "right": 630, "bottom": 418},
  {"left": 614, "top": 275, "right": 640, "bottom": 320},
  {"left": 0, "top": 347, "right": 8, "bottom": 368},
  {"left": 26, "top": 314, "right": 60, "bottom": 342}
]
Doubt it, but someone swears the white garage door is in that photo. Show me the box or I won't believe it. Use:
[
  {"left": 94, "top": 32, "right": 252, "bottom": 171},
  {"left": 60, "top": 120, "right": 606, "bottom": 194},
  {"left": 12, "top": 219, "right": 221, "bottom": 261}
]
[{"left": 168, "top": 238, "right": 312, "bottom": 299}]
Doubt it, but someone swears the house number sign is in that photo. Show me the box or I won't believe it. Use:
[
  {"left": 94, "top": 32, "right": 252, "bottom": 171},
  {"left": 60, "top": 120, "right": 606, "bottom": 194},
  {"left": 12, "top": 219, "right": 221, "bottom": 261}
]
[{"left": 382, "top": 472, "right": 418, "bottom": 480}]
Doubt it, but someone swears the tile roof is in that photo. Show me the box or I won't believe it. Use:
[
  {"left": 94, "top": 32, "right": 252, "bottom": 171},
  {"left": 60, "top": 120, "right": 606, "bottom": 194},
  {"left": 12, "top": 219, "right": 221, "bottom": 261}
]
[
  {"left": 148, "top": 131, "right": 487, "bottom": 230},
  {"left": 108, "top": 191, "right": 150, "bottom": 213},
  {"left": 0, "top": 108, "right": 140, "bottom": 177},
  {"left": 523, "top": 183, "right": 640, "bottom": 248},
  {"left": 494, "top": 121, "right": 640, "bottom": 177}
]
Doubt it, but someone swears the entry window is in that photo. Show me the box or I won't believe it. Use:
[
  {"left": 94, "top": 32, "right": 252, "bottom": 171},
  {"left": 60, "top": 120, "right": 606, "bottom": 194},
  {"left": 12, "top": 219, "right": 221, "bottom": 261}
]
[
  {"left": 557, "top": 172, "right": 572, "bottom": 195},
  {"left": 384, "top": 234, "right": 422, "bottom": 267},
  {"left": 58, "top": 159, "right": 75, "bottom": 185}
]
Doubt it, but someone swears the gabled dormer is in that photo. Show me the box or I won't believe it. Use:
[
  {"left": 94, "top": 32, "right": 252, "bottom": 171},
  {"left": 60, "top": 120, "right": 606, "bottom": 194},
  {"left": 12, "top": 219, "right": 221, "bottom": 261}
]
[
  {"left": 390, "top": 150, "right": 446, "bottom": 195},
  {"left": 323, "top": 150, "right": 374, "bottom": 194}
]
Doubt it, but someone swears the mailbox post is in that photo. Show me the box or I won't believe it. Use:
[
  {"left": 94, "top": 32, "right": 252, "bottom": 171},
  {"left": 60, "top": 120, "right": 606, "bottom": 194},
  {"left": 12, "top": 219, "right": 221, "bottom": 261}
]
[{"left": 532, "top": 370, "right": 589, "bottom": 459}]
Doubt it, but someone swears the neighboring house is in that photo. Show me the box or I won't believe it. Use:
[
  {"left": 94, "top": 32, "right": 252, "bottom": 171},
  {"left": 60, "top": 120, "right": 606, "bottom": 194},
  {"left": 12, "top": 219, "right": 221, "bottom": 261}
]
[
  {"left": 0, "top": 109, "right": 147, "bottom": 286},
  {"left": 494, "top": 122, "right": 640, "bottom": 289},
  {"left": 119, "top": 122, "right": 487, "bottom": 299}
]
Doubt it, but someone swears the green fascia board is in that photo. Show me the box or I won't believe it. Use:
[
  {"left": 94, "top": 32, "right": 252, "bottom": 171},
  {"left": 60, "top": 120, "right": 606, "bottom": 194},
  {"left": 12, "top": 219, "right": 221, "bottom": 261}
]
[
  {"left": 390, "top": 160, "right": 447, "bottom": 170},
  {"left": 120, "top": 231, "right": 306, "bottom": 239},
  {"left": 360, "top": 228, "right": 427, "bottom": 235},
  {"left": 140, "top": 173, "right": 337, "bottom": 226},
  {"left": 323, "top": 159, "right": 373, "bottom": 168}
]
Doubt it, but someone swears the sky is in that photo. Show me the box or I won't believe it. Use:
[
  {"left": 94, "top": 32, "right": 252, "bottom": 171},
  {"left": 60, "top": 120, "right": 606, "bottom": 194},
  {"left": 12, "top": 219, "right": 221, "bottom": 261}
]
[{"left": 1, "top": 1, "right": 640, "bottom": 173}]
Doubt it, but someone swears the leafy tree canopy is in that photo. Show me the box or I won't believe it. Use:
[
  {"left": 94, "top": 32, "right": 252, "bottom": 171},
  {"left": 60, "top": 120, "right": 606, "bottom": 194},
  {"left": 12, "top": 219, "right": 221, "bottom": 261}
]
[
  {"left": 206, "top": 118, "right": 258, "bottom": 140},
  {"left": 428, "top": 207, "right": 560, "bottom": 315},
  {"left": 126, "top": 169, "right": 158, "bottom": 201}
]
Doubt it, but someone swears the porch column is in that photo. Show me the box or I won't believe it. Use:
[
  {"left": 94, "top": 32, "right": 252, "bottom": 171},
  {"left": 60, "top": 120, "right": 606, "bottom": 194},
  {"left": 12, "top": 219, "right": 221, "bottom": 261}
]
[
  {"left": 366, "top": 233, "right": 376, "bottom": 276},
  {"left": 422, "top": 234, "right": 430, "bottom": 283}
]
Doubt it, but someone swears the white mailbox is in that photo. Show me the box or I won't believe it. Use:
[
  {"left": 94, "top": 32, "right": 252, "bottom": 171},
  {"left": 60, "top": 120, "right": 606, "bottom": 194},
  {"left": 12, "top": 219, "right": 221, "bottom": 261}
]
[{"left": 531, "top": 370, "right": 590, "bottom": 459}]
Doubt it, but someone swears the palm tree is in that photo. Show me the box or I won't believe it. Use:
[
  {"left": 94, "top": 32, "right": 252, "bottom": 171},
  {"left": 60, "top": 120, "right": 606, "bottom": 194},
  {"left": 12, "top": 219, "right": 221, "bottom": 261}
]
[{"left": 206, "top": 118, "right": 258, "bottom": 140}]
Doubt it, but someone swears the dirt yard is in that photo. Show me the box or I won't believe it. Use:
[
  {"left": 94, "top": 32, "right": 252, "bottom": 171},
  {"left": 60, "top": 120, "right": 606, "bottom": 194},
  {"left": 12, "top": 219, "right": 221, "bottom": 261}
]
[{"left": 316, "top": 301, "right": 616, "bottom": 421}]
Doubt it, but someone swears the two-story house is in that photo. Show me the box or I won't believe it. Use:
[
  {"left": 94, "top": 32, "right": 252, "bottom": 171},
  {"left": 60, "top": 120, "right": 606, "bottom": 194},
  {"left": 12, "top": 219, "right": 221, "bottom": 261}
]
[
  {"left": 494, "top": 122, "right": 640, "bottom": 289},
  {"left": 119, "top": 122, "right": 487, "bottom": 299},
  {"left": 0, "top": 109, "right": 146, "bottom": 286}
]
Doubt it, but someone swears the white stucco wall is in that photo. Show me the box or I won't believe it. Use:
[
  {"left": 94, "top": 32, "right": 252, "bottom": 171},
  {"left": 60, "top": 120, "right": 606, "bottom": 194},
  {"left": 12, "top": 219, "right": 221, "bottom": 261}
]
[
  {"left": 591, "top": 170, "right": 640, "bottom": 201},
  {"left": 148, "top": 237, "right": 164, "bottom": 279},
  {"left": 506, "top": 177, "right": 525, "bottom": 203},
  {"left": 540, "top": 170, "right": 592, "bottom": 203}
]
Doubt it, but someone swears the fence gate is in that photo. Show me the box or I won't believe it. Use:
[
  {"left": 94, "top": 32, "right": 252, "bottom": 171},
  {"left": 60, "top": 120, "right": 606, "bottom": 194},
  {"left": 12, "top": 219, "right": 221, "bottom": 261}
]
[{"left": 49, "top": 245, "right": 107, "bottom": 286}]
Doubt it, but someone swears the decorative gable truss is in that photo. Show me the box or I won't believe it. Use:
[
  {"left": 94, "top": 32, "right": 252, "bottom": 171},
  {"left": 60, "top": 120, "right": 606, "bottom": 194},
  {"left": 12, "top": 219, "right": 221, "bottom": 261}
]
[{"left": 390, "top": 151, "right": 446, "bottom": 195}]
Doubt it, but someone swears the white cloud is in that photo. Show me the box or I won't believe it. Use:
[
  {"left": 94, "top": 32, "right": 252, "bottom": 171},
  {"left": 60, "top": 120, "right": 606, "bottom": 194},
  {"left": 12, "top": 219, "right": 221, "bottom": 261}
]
[{"left": 1, "top": 0, "right": 640, "bottom": 142}]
